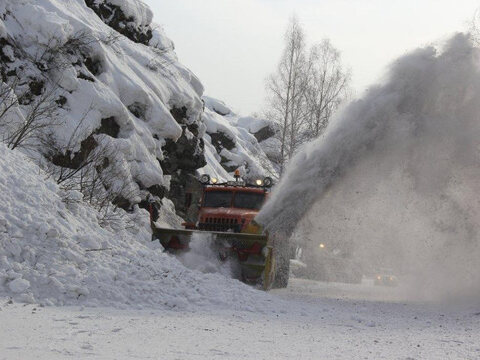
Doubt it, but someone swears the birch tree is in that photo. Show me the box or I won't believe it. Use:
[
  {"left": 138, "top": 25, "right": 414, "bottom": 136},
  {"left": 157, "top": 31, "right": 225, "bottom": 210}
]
[
  {"left": 265, "top": 16, "right": 309, "bottom": 175},
  {"left": 304, "top": 40, "right": 350, "bottom": 140}
]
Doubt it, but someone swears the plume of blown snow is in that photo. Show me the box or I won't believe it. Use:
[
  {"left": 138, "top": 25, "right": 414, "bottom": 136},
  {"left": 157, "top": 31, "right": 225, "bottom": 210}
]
[{"left": 257, "top": 33, "right": 480, "bottom": 302}]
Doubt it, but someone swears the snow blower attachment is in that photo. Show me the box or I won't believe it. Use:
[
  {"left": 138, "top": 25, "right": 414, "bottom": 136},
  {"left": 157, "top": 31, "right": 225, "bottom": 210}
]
[{"left": 151, "top": 173, "right": 278, "bottom": 290}]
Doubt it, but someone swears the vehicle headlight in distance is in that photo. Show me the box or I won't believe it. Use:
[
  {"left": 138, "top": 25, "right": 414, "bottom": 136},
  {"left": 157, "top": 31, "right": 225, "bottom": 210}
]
[
  {"left": 256, "top": 179, "right": 263, "bottom": 186},
  {"left": 319, "top": 243, "right": 325, "bottom": 249},
  {"left": 211, "top": 177, "right": 218, "bottom": 184}
]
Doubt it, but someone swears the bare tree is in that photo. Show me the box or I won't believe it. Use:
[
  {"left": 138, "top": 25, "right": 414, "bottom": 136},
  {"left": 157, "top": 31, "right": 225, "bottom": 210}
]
[
  {"left": 265, "top": 18, "right": 351, "bottom": 174},
  {"left": 0, "top": 75, "right": 62, "bottom": 150},
  {"left": 304, "top": 40, "right": 351, "bottom": 139},
  {"left": 265, "top": 16, "right": 309, "bottom": 175}
]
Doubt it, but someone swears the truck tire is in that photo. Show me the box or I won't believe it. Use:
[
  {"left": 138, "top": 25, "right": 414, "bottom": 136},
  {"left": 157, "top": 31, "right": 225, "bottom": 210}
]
[{"left": 273, "top": 251, "right": 290, "bottom": 288}]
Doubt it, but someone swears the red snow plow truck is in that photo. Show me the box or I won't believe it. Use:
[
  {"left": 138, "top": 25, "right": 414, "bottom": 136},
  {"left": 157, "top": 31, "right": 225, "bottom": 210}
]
[{"left": 151, "top": 172, "right": 289, "bottom": 290}]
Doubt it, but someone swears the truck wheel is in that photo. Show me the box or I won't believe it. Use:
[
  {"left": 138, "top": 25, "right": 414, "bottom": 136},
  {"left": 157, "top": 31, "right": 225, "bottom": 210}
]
[{"left": 273, "top": 252, "right": 290, "bottom": 288}]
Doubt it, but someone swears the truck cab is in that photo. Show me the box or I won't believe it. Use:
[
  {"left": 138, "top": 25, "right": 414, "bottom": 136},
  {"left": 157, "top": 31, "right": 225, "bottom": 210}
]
[
  {"left": 190, "top": 173, "right": 272, "bottom": 232},
  {"left": 198, "top": 186, "right": 267, "bottom": 232}
]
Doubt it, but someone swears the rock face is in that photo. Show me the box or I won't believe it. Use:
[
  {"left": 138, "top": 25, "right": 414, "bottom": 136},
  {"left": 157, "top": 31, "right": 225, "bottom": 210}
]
[
  {"left": 200, "top": 97, "right": 278, "bottom": 182},
  {"left": 85, "top": 0, "right": 153, "bottom": 45},
  {"left": 161, "top": 107, "right": 207, "bottom": 219},
  {"left": 0, "top": 0, "right": 275, "bottom": 224}
]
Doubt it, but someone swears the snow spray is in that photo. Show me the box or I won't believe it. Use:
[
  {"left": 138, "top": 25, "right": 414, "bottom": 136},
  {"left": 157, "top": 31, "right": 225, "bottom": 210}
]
[
  {"left": 257, "top": 33, "right": 480, "bottom": 302},
  {"left": 177, "top": 233, "right": 241, "bottom": 279}
]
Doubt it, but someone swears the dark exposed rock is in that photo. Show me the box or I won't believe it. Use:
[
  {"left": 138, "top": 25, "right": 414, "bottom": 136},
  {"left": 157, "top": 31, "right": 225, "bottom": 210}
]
[
  {"left": 160, "top": 135, "right": 206, "bottom": 174},
  {"left": 85, "top": 56, "right": 102, "bottom": 76},
  {"left": 170, "top": 106, "right": 188, "bottom": 124},
  {"left": 128, "top": 102, "right": 147, "bottom": 120},
  {"left": 160, "top": 106, "right": 207, "bottom": 218},
  {"left": 55, "top": 96, "right": 68, "bottom": 107},
  {"left": 113, "top": 195, "right": 132, "bottom": 212},
  {"left": 77, "top": 71, "right": 95, "bottom": 82},
  {"left": 138, "top": 198, "right": 159, "bottom": 221},
  {"left": 51, "top": 116, "right": 118, "bottom": 169},
  {"left": 136, "top": 181, "right": 167, "bottom": 200},
  {"left": 84, "top": 0, "right": 153, "bottom": 45},
  {"left": 18, "top": 78, "right": 45, "bottom": 105},
  {"left": 219, "top": 156, "right": 238, "bottom": 172},
  {"left": 162, "top": 106, "right": 206, "bottom": 174},
  {"left": 133, "top": 182, "right": 167, "bottom": 222},
  {"left": 51, "top": 135, "right": 98, "bottom": 170},
  {"left": 0, "top": 38, "right": 15, "bottom": 63},
  {"left": 95, "top": 117, "right": 120, "bottom": 138},
  {"left": 147, "top": 184, "right": 166, "bottom": 199},
  {"left": 209, "top": 131, "right": 235, "bottom": 153},
  {"left": 168, "top": 172, "right": 203, "bottom": 221},
  {"left": 254, "top": 124, "right": 276, "bottom": 143},
  {"left": 170, "top": 106, "right": 200, "bottom": 136},
  {"left": 29, "top": 79, "right": 44, "bottom": 96}
]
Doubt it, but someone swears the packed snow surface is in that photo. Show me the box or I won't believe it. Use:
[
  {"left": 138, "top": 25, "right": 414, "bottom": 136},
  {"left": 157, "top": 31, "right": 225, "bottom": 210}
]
[
  {"left": 1, "top": 279, "right": 480, "bottom": 359},
  {"left": 0, "top": 144, "right": 283, "bottom": 311}
]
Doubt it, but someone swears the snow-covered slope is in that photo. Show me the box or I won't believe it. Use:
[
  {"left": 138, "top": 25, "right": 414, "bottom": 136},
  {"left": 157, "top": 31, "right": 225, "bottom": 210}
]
[
  {"left": 0, "top": 0, "right": 280, "bottom": 308},
  {"left": 0, "top": 143, "right": 283, "bottom": 310},
  {"left": 0, "top": 0, "right": 275, "bottom": 224}
]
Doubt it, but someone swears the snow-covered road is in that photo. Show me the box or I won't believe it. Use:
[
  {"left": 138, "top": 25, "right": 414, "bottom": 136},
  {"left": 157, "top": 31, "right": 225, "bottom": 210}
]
[{"left": 1, "top": 278, "right": 479, "bottom": 360}]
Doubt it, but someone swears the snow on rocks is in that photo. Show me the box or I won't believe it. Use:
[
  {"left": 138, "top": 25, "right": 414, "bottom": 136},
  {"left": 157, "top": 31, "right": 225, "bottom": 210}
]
[
  {"left": 0, "top": 0, "right": 276, "bottom": 220},
  {"left": 108, "top": 0, "right": 153, "bottom": 28},
  {"left": 200, "top": 96, "right": 277, "bottom": 181},
  {"left": 0, "top": 0, "right": 203, "bottom": 211},
  {"left": 0, "top": 144, "right": 283, "bottom": 312}
]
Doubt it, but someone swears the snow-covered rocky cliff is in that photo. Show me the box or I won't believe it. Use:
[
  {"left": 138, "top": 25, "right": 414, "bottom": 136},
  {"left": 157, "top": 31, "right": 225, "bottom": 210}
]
[
  {"left": 0, "top": 0, "right": 278, "bottom": 306},
  {"left": 0, "top": 0, "right": 276, "bottom": 224}
]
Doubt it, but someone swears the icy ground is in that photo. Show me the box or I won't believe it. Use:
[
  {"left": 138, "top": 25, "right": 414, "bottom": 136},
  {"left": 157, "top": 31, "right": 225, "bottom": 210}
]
[{"left": 1, "top": 278, "right": 479, "bottom": 360}]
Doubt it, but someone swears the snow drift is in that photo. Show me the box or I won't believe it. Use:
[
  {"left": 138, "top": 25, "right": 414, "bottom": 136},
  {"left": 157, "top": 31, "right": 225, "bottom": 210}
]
[
  {"left": 258, "top": 33, "right": 480, "bottom": 301},
  {"left": 0, "top": 143, "right": 283, "bottom": 311}
]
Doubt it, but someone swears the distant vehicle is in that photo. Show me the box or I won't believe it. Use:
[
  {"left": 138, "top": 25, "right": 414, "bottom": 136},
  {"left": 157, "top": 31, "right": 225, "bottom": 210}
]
[
  {"left": 291, "top": 240, "right": 362, "bottom": 284},
  {"left": 374, "top": 271, "right": 398, "bottom": 287}
]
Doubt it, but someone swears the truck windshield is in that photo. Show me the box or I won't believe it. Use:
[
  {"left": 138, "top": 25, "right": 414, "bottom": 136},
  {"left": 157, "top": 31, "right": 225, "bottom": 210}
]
[
  {"left": 233, "top": 192, "right": 265, "bottom": 210},
  {"left": 203, "top": 191, "right": 232, "bottom": 208}
]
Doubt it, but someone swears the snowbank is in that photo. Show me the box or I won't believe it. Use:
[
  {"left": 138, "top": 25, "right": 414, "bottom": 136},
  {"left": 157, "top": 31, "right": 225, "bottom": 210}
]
[{"left": 0, "top": 144, "right": 280, "bottom": 311}]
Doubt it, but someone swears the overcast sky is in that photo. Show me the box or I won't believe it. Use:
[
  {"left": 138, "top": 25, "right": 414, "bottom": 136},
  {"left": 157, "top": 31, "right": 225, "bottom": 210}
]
[{"left": 143, "top": 0, "right": 479, "bottom": 115}]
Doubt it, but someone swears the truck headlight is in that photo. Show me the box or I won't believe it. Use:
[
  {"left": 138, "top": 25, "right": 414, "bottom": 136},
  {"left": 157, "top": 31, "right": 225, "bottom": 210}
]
[
  {"left": 263, "top": 177, "right": 273, "bottom": 187},
  {"left": 200, "top": 174, "right": 210, "bottom": 184}
]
